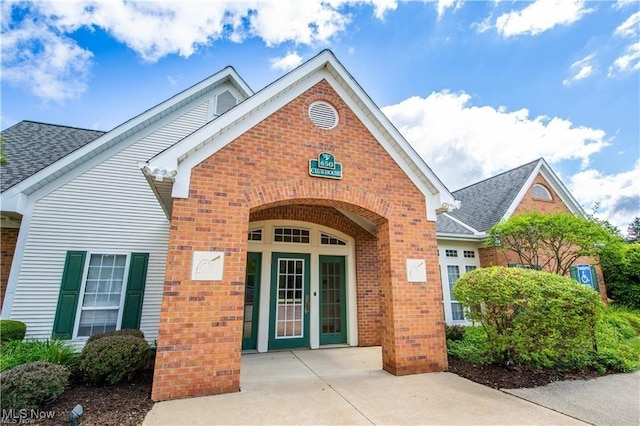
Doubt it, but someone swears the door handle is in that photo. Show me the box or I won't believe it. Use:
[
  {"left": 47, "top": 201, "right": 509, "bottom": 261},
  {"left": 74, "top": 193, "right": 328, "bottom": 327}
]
[{"left": 305, "top": 295, "right": 310, "bottom": 313}]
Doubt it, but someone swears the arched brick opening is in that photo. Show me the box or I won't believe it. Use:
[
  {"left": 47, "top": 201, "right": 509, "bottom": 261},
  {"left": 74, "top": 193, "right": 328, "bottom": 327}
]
[{"left": 249, "top": 202, "right": 383, "bottom": 347}]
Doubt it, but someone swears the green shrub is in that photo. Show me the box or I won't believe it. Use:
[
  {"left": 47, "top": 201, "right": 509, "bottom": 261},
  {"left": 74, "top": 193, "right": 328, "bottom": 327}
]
[
  {"left": 604, "top": 244, "right": 640, "bottom": 309},
  {"left": 454, "top": 267, "right": 602, "bottom": 369},
  {"left": 605, "top": 306, "right": 640, "bottom": 334},
  {"left": 445, "top": 324, "right": 466, "bottom": 341},
  {"left": 79, "top": 335, "right": 151, "bottom": 384},
  {"left": 85, "top": 328, "right": 145, "bottom": 345},
  {"left": 0, "top": 361, "right": 70, "bottom": 410},
  {"left": 592, "top": 319, "right": 640, "bottom": 373},
  {"left": 0, "top": 339, "right": 78, "bottom": 372},
  {"left": 0, "top": 320, "right": 26, "bottom": 343},
  {"left": 447, "top": 327, "right": 493, "bottom": 364}
]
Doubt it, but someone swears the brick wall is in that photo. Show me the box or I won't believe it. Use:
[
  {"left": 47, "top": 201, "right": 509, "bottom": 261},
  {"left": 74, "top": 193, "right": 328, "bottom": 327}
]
[
  {"left": 1, "top": 227, "right": 19, "bottom": 309},
  {"left": 152, "top": 80, "right": 446, "bottom": 401}
]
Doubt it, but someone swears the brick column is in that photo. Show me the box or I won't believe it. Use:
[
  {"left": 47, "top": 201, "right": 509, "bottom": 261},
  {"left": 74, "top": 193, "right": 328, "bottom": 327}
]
[
  {"left": 379, "top": 218, "right": 448, "bottom": 375},
  {"left": 151, "top": 193, "right": 248, "bottom": 401}
]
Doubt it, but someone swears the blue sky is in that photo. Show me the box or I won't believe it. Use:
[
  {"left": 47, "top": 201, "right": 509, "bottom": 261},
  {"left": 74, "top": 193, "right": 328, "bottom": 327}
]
[{"left": 1, "top": 0, "right": 639, "bottom": 231}]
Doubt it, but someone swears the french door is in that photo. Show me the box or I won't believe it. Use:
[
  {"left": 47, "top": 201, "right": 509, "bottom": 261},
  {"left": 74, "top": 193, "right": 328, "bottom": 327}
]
[{"left": 268, "top": 253, "right": 310, "bottom": 349}]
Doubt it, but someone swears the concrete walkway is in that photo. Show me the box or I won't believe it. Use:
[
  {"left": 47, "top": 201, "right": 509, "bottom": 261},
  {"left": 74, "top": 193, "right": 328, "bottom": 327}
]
[
  {"left": 504, "top": 370, "right": 640, "bottom": 426},
  {"left": 144, "top": 347, "right": 584, "bottom": 425}
]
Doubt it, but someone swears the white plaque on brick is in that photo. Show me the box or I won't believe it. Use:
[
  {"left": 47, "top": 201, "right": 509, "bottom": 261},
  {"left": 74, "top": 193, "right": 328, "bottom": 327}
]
[
  {"left": 192, "top": 251, "right": 224, "bottom": 281},
  {"left": 406, "top": 259, "right": 427, "bottom": 282}
]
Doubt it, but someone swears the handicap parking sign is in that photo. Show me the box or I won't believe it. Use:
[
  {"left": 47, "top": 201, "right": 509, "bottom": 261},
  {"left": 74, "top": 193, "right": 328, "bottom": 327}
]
[{"left": 577, "top": 264, "right": 593, "bottom": 287}]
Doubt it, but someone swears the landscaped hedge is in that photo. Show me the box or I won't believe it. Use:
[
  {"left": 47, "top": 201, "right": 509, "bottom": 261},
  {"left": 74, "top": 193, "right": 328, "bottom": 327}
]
[
  {"left": 85, "top": 328, "right": 145, "bottom": 345},
  {"left": 453, "top": 266, "right": 602, "bottom": 369},
  {"left": 0, "top": 320, "right": 26, "bottom": 343},
  {"left": 79, "top": 334, "right": 151, "bottom": 384},
  {"left": 0, "top": 361, "right": 70, "bottom": 410}
]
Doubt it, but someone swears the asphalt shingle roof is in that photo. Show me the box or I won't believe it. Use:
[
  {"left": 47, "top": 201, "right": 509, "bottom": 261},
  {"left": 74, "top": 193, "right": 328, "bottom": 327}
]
[
  {"left": 0, "top": 121, "right": 105, "bottom": 192},
  {"left": 436, "top": 214, "right": 474, "bottom": 235},
  {"left": 446, "top": 159, "right": 540, "bottom": 233}
]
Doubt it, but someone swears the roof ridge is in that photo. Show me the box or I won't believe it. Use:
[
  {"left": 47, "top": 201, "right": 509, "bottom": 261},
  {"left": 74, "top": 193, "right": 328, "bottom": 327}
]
[
  {"left": 453, "top": 158, "right": 541, "bottom": 193},
  {"left": 13, "top": 120, "right": 107, "bottom": 133}
]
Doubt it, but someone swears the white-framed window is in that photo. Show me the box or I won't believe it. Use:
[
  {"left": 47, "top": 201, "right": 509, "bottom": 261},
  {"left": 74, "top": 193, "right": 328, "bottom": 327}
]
[
  {"left": 463, "top": 250, "right": 475, "bottom": 258},
  {"left": 447, "top": 265, "right": 464, "bottom": 321},
  {"left": 532, "top": 184, "right": 552, "bottom": 201},
  {"left": 74, "top": 253, "right": 130, "bottom": 338},
  {"left": 320, "top": 233, "right": 347, "bottom": 246},
  {"left": 445, "top": 249, "right": 458, "bottom": 257},
  {"left": 248, "top": 229, "right": 263, "bottom": 241},
  {"left": 273, "top": 227, "right": 310, "bottom": 243}
]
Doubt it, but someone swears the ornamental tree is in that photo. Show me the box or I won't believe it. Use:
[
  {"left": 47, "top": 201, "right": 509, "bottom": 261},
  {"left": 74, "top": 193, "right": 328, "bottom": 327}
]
[{"left": 487, "top": 212, "right": 620, "bottom": 276}]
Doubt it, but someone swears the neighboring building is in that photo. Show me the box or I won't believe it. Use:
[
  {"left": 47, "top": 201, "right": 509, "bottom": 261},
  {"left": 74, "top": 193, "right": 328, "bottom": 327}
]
[
  {"left": 0, "top": 50, "right": 605, "bottom": 401},
  {"left": 436, "top": 159, "right": 608, "bottom": 325}
]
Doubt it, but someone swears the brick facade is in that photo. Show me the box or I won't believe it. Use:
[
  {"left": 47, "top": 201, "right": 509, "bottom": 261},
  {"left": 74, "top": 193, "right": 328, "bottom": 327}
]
[
  {"left": 1, "top": 227, "right": 19, "bottom": 309},
  {"left": 480, "top": 174, "right": 608, "bottom": 302},
  {"left": 151, "top": 80, "right": 446, "bottom": 401}
]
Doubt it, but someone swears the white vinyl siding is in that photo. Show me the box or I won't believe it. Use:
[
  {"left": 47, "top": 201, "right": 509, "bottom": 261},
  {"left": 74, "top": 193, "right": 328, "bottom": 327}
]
[{"left": 9, "top": 101, "right": 210, "bottom": 345}]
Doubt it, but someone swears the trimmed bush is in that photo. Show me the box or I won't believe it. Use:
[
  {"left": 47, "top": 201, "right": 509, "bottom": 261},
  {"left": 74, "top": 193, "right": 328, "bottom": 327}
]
[
  {"left": 85, "top": 328, "right": 145, "bottom": 345},
  {"left": 604, "top": 244, "right": 640, "bottom": 310},
  {"left": 79, "top": 335, "right": 151, "bottom": 384},
  {"left": 0, "top": 361, "right": 70, "bottom": 410},
  {"left": 447, "top": 327, "right": 493, "bottom": 364},
  {"left": 0, "top": 339, "right": 79, "bottom": 372},
  {"left": 445, "top": 324, "right": 466, "bottom": 341},
  {"left": 454, "top": 267, "right": 602, "bottom": 369},
  {"left": 0, "top": 320, "right": 26, "bottom": 343},
  {"left": 592, "top": 319, "right": 640, "bottom": 372}
]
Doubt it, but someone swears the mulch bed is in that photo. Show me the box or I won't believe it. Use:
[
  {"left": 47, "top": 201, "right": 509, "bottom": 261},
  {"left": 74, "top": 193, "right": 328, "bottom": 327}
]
[
  {"left": 33, "top": 370, "right": 154, "bottom": 426},
  {"left": 447, "top": 356, "right": 605, "bottom": 389},
  {"left": 29, "top": 356, "right": 607, "bottom": 425}
]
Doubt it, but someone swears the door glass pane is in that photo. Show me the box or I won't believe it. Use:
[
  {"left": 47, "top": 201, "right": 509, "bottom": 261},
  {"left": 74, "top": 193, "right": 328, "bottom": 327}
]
[
  {"left": 276, "top": 259, "right": 304, "bottom": 338},
  {"left": 243, "top": 259, "right": 256, "bottom": 339},
  {"left": 321, "top": 261, "right": 342, "bottom": 334}
]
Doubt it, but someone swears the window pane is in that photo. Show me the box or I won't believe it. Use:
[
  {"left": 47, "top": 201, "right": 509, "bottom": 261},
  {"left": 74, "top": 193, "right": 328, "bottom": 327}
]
[{"left": 78, "top": 254, "right": 127, "bottom": 337}]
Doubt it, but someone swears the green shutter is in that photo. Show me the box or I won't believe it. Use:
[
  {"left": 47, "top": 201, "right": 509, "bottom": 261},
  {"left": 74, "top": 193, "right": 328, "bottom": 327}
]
[
  {"left": 121, "top": 253, "right": 149, "bottom": 330},
  {"left": 570, "top": 266, "right": 578, "bottom": 282},
  {"left": 52, "top": 251, "right": 87, "bottom": 339},
  {"left": 590, "top": 266, "right": 600, "bottom": 292}
]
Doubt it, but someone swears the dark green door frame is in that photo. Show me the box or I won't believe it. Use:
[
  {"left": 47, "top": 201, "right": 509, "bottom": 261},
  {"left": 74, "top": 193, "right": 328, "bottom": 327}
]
[
  {"left": 319, "top": 255, "right": 347, "bottom": 345},
  {"left": 242, "top": 252, "right": 261, "bottom": 351},
  {"left": 268, "top": 252, "right": 310, "bottom": 349}
]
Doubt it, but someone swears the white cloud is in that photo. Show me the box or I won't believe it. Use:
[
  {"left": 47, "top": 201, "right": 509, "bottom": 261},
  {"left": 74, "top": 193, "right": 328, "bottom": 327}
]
[
  {"left": 1, "top": 0, "right": 397, "bottom": 102},
  {"left": 435, "top": 0, "right": 463, "bottom": 20},
  {"left": 270, "top": 52, "right": 303, "bottom": 71},
  {"left": 613, "top": 0, "right": 637, "bottom": 9},
  {"left": 563, "top": 53, "right": 596, "bottom": 86},
  {"left": 608, "top": 12, "right": 640, "bottom": 77},
  {"left": 1, "top": 18, "right": 92, "bottom": 103},
  {"left": 495, "top": 0, "right": 593, "bottom": 37},
  {"left": 569, "top": 160, "right": 640, "bottom": 231},
  {"left": 615, "top": 11, "right": 640, "bottom": 38},
  {"left": 609, "top": 41, "right": 640, "bottom": 76},
  {"left": 381, "top": 91, "right": 609, "bottom": 191}
]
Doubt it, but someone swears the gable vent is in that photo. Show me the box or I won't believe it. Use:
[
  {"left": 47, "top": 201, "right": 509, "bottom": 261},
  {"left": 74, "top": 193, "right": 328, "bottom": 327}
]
[
  {"left": 215, "top": 90, "right": 237, "bottom": 115},
  {"left": 309, "top": 101, "right": 338, "bottom": 130}
]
